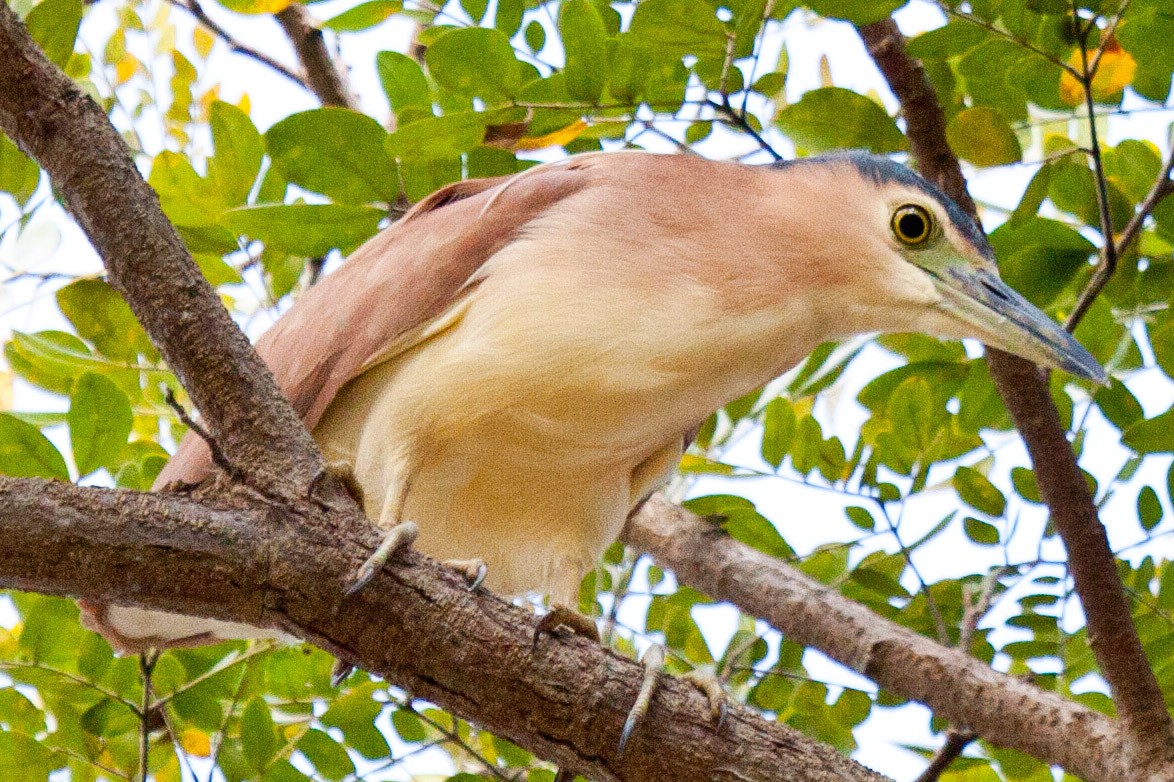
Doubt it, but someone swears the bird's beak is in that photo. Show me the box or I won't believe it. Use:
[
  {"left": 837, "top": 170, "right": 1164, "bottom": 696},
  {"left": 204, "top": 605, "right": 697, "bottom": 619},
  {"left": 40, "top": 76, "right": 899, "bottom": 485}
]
[{"left": 931, "top": 265, "right": 1108, "bottom": 384}]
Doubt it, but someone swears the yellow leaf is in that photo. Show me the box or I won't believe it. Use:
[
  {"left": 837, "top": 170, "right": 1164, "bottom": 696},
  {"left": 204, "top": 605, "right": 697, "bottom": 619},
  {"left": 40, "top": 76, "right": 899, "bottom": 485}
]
[
  {"left": 237, "top": 94, "right": 251, "bottom": 114},
  {"left": 179, "top": 729, "right": 211, "bottom": 757},
  {"left": 114, "top": 53, "right": 139, "bottom": 85},
  {"left": 513, "top": 119, "right": 589, "bottom": 151},
  {"left": 1059, "top": 38, "right": 1136, "bottom": 106},
  {"left": 194, "top": 26, "right": 215, "bottom": 58},
  {"left": 0, "top": 368, "right": 12, "bottom": 411},
  {"left": 220, "top": 0, "right": 294, "bottom": 14}
]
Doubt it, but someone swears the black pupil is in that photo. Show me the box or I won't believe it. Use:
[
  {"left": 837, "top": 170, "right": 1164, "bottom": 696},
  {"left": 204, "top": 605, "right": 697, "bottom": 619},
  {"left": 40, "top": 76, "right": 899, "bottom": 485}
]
[{"left": 898, "top": 211, "right": 926, "bottom": 240}]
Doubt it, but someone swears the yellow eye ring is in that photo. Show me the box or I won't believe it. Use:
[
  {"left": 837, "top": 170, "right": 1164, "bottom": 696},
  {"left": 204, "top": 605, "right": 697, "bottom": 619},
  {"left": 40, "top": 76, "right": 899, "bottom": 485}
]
[{"left": 891, "top": 204, "right": 933, "bottom": 246}]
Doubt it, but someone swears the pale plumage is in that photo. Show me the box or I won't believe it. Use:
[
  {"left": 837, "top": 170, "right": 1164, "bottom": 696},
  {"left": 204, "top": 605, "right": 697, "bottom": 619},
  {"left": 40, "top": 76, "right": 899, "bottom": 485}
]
[{"left": 82, "top": 151, "right": 1104, "bottom": 651}]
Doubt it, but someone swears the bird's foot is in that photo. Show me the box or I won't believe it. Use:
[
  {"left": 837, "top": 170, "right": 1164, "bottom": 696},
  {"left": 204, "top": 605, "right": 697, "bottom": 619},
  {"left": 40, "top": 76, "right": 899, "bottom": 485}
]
[
  {"left": 618, "top": 648, "right": 728, "bottom": 756},
  {"left": 533, "top": 603, "right": 600, "bottom": 648},
  {"left": 619, "top": 644, "right": 664, "bottom": 756},
  {"left": 330, "top": 659, "right": 357, "bottom": 688},
  {"left": 345, "top": 521, "right": 419, "bottom": 596},
  {"left": 442, "top": 558, "right": 487, "bottom": 591}
]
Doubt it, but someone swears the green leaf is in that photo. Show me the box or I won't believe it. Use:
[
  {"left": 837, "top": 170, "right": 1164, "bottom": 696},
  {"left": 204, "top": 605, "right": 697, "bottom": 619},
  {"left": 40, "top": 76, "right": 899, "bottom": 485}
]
[
  {"left": 988, "top": 217, "right": 1095, "bottom": 307},
  {"left": 460, "top": 0, "right": 488, "bottom": 23},
  {"left": 761, "top": 397, "right": 796, "bottom": 468},
  {"left": 297, "top": 729, "right": 355, "bottom": 781},
  {"left": 1095, "top": 379, "right": 1143, "bottom": 431},
  {"left": 0, "top": 413, "right": 69, "bottom": 480},
  {"left": 524, "top": 20, "right": 546, "bottom": 52},
  {"left": 963, "top": 516, "right": 1001, "bottom": 545},
  {"left": 320, "top": 682, "right": 390, "bottom": 759},
  {"left": 240, "top": 697, "right": 277, "bottom": 772},
  {"left": 223, "top": 203, "right": 384, "bottom": 256},
  {"left": 806, "top": 0, "right": 906, "bottom": 24},
  {"left": 845, "top": 505, "right": 875, "bottom": 531},
  {"left": 265, "top": 109, "right": 397, "bottom": 205},
  {"left": 953, "top": 466, "right": 1006, "bottom": 517},
  {"left": 149, "top": 151, "right": 223, "bottom": 227},
  {"left": 1118, "top": 8, "right": 1174, "bottom": 102},
  {"left": 775, "top": 88, "right": 907, "bottom": 153},
  {"left": 391, "top": 708, "right": 429, "bottom": 742},
  {"left": 385, "top": 111, "right": 499, "bottom": 161},
  {"left": 209, "top": 101, "right": 263, "bottom": 207},
  {"left": 56, "top": 279, "right": 153, "bottom": 362},
  {"left": 560, "top": 0, "right": 609, "bottom": 103},
  {"left": 627, "top": 0, "right": 728, "bottom": 60},
  {"left": 0, "top": 135, "right": 40, "bottom": 207},
  {"left": 25, "top": 0, "right": 82, "bottom": 67},
  {"left": 0, "top": 732, "right": 63, "bottom": 781},
  {"left": 1138, "top": 486, "right": 1163, "bottom": 532},
  {"left": 946, "top": 107, "right": 1022, "bottom": 167},
  {"left": 376, "top": 51, "right": 433, "bottom": 118},
  {"left": 68, "top": 372, "right": 133, "bottom": 476},
  {"left": 426, "top": 28, "right": 523, "bottom": 102},
  {"left": 323, "top": 0, "right": 402, "bottom": 31},
  {"left": 495, "top": 0, "right": 524, "bottom": 36},
  {"left": 1123, "top": 406, "right": 1174, "bottom": 454},
  {"left": 1011, "top": 466, "right": 1041, "bottom": 503}
]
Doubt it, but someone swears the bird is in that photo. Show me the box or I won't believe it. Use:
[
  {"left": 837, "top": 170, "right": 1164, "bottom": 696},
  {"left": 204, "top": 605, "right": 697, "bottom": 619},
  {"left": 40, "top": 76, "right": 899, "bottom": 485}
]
[{"left": 80, "top": 149, "right": 1104, "bottom": 717}]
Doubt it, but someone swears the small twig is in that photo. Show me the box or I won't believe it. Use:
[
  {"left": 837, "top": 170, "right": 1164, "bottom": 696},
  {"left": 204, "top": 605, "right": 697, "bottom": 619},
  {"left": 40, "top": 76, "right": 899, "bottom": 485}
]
[
  {"left": 914, "top": 729, "right": 976, "bottom": 782},
  {"left": 163, "top": 387, "right": 241, "bottom": 482},
  {"left": 1067, "top": 143, "right": 1174, "bottom": 331},
  {"left": 706, "top": 97, "right": 782, "bottom": 160},
  {"left": 1086, "top": 0, "right": 1132, "bottom": 79},
  {"left": 139, "top": 652, "right": 158, "bottom": 782},
  {"left": 933, "top": 1, "right": 1079, "bottom": 76},
  {"left": 167, "top": 0, "right": 309, "bottom": 91}
]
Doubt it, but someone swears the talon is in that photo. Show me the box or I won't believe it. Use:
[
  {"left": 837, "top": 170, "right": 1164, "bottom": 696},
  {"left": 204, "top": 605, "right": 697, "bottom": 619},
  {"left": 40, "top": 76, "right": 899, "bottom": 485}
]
[
  {"left": 313, "top": 460, "right": 366, "bottom": 510},
  {"left": 442, "top": 558, "right": 487, "bottom": 591},
  {"left": 330, "top": 659, "right": 355, "bottom": 688},
  {"left": 345, "top": 521, "right": 418, "bottom": 597},
  {"left": 682, "top": 667, "right": 728, "bottom": 729},
  {"left": 533, "top": 604, "right": 599, "bottom": 649},
  {"left": 619, "top": 644, "right": 664, "bottom": 757}
]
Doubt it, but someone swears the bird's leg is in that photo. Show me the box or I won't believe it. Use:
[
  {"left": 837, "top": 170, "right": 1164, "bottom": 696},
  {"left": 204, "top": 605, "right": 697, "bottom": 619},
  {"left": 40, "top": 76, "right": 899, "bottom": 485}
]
[
  {"left": 533, "top": 603, "right": 600, "bottom": 646},
  {"left": 345, "top": 478, "right": 416, "bottom": 597},
  {"left": 618, "top": 646, "right": 728, "bottom": 755},
  {"left": 441, "top": 558, "right": 487, "bottom": 590},
  {"left": 325, "top": 459, "right": 365, "bottom": 507}
]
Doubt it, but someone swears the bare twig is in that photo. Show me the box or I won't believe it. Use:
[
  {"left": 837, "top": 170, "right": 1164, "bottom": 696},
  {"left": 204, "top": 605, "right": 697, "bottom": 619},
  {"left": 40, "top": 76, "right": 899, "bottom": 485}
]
[
  {"left": 914, "top": 729, "right": 976, "bottom": 782},
  {"left": 167, "top": 0, "right": 309, "bottom": 91},
  {"left": 163, "top": 387, "right": 240, "bottom": 482},
  {"left": 1067, "top": 144, "right": 1174, "bottom": 331}
]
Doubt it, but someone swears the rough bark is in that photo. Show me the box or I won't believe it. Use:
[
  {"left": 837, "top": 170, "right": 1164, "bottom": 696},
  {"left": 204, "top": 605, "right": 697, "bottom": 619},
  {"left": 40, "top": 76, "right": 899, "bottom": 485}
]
[
  {"left": 856, "top": 18, "right": 1174, "bottom": 775},
  {"left": 624, "top": 497, "right": 1120, "bottom": 782},
  {"left": 274, "top": 4, "right": 357, "bottom": 109},
  {"left": 0, "top": 477, "right": 890, "bottom": 782},
  {"left": 0, "top": 3, "right": 332, "bottom": 502}
]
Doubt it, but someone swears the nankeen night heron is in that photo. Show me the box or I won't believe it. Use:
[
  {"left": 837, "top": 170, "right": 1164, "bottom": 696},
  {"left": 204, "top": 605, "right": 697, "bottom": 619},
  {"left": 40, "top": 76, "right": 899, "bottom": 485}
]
[{"left": 81, "top": 150, "right": 1105, "bottom": 729}]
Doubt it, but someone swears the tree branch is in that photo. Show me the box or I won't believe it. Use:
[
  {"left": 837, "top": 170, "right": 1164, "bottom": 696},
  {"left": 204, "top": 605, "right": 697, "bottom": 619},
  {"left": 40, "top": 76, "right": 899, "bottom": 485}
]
[
  {"left": 856, "top": 18, "right": 1174, "bottom": 773},
  {"left": 274, "top": 4, "right": 357, "bottom": 109},
  {"left": 0, "top": 476, "right": 890, "bottom": 782},
  {"left": 623, "top": 497, "right": 1123, "bottom": 782},
  {"left": 0, "top": 3, "right": 333, "bottom": 501}
]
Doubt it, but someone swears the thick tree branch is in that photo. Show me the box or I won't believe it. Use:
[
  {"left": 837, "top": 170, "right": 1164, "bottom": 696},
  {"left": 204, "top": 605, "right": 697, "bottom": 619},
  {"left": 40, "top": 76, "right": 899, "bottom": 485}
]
[
  {"left": 0, "top": 4, "right": 331, "bottom": 501},
  {"left": 856, "top": 18, "right": 1174, "bottom": 773},
  {"left": 274, "top": 4, "right": 357, "bottom": 109},
  {"left": 623, "top": 497, "right": 1123, "bottom": 782},
  {"left": 0, "top": 476, "right": 889, "bottom": 782}
]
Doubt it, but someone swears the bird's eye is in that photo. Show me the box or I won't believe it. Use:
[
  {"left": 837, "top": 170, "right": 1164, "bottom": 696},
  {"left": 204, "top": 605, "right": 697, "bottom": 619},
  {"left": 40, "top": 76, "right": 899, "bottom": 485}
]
[{"left": 891, "top": 204, "right": 933, "bottom": 246}]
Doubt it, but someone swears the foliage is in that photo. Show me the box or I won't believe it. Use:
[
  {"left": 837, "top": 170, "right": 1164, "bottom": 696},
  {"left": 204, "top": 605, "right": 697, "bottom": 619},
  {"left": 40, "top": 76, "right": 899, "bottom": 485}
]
[{"left": 0, "top": 0, "right": 1172, "bottom": 779}]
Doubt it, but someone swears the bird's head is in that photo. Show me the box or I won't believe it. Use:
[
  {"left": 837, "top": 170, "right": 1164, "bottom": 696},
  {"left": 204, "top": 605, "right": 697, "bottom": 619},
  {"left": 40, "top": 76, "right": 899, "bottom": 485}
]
[{"left": 771, "top": 153, "right": 1107, "bottom": 384}]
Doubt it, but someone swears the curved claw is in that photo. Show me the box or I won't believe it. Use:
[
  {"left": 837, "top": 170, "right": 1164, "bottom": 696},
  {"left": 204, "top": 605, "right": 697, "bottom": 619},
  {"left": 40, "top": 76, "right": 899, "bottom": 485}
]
[
  {"left": 470, "top": 562, "right": 488, "bottom": 591},
  {"left": 344, "top": 521, "right": 419, "bottom": 597},
  {"left": 330, "top": 659, "right": 355, "bottom": 688},
  {"left": 618, "top": 644, "right": 665, "bottom": 758}
]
